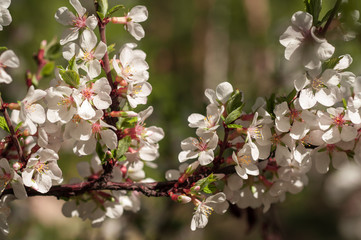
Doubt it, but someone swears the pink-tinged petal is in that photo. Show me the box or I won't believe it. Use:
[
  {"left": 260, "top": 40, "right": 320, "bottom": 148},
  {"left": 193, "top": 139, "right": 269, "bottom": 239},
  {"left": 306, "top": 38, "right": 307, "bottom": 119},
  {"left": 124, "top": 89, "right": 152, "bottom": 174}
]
[
  {"left": 332, "top": 151, "right": 348, "bottom": 169},
  {"left": 70, "top": 0, "right": 86, "bottom": 16},
  {"left": 293, "top": 73, "right": 308, "bottom": 91},
  {"left": 93, "top": 92, "right": 111, "bottom": 110},
  {"left": 35, "top": 173, "right": 52, "bottom": 193},
  {"left": 128, "top": 6, "right": 148, "bottom": 22},
  {"left": 60, "top": 28, "right": 79, "bottom": 45},
  {"left": 93, "top": 77, "right": 111, "bottom": 94},
  {"left": 80, "top": 29, "right": 97, "bottom": 52},
  {"left": 341, "top": 125, "right": 357, "bottom": 142},
  {"left": 334, "top": 54, "right": 352, "bottom": 71},
  {"left": 93, "top": 41, "right": 107, "bottom": 60},
  {"left": 291, "top": 11, "right": 313, "bottom": 32},
  {"left": 275, "top": 116, "right": 290, "bottom": 133},
  {"left": 145, "top": 126, "right": 164, "bottom": 143},
  {"left": 317, "top": 41, "right": 335, "bottom": 61},
  {"left": 216, "top": 82, "right": 233, "bottom": 103},
  {"left": 178, "top": 150, "right": 198, "bottom": 162},
  {"left": 299, "top": 88, "right": 316, "bottom": 109},
  {"left": 322, "top": 126, "right": 341, "bottom": 144},
  {"left": 100, "top": 129, "right": 117, "bottom": 150},
  {"left": 28, "top": 104, "right": 46, "bottom": 124},
  {"left": 315, "top": 88, "right": 338, "bottom": 107},
  {"left": 290, "top": 121, "right": 308, "bottom": 140},
  {"left": 85, "top": 15, "right": 98, "bottom": 30},
  {"left": 315, "top": 152, "right": 330, "bottom": 174},
  {"left": 11, "top": 173, "right": 28, "bottom": 199},
  {"left": 0, "top": 68, "right": 12, "bottom": 84},
  {"left": 62, "top": 42, "right": 78, "bottom": 61},
  {"left": 54, "top": 7, "right": 75, "bottom": 26},
  {"left": 198, "top": 150, "right": 214, "bottom": 165},
  {"left": 0, "top": 50, "right": 19, "bottom": 68},
  {"left": 87, "top": 59, "right": 101, "bottom": 78},
  {"left": 235, "top": 165, "right": 248, "bottom": 179},
  {"left": 127, "top": 22, "right": 145, "bottom": 41},
  {"left": 139, "top": 145, "right": 158, "bottom": 161},
  {"left": 78, "top": 100, "right": 95, "bottom": 120},
  {"left": 245, "top": 164, "right": 259, "bottom": 176}
]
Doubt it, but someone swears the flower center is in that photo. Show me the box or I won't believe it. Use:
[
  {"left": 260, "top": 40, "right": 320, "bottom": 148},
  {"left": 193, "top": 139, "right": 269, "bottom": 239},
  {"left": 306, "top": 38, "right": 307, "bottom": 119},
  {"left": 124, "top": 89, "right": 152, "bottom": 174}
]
[
  {"left": 73, "top": 16, "right": 87, "bottom": 29},
  {"left": 35, "top": 162, "right": 48, "bottom": 174},
  {"left": 58, "top": 96, "right": 74, "bottom": 107},
  {"left": 193, "top": 138, "right": 208, "bottom": 152},
  {"left": 248, "top": 126, "right": 262, "bottom": 139},
  {"left": 332, "top": 114, "right": 345, "bottom": 126},
  {"left": 311, "top": 78, "right": 324, "bottom": 91},
  {"left": 82, "top": 51, "right": 95, "bottom": 61},
  {"left": 81, "top": 88, "right": 94, "bottom": 100},
  {"left": 92, "top": 122, "right": 102, "bottom": 134},
  {"left": 238, "top": 155, "right": 252, "bottom": 166}
]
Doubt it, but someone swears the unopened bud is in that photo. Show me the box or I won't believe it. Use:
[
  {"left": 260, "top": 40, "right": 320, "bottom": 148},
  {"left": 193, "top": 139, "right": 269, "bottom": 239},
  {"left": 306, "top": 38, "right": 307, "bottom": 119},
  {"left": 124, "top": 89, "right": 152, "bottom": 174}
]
[
  {"left": 111, "top": 17, "right": 128, "bottom": 24},
  {"left": 8, "top": 103, "right": 20, "bottom": 110},
  {"left": 12, "top": 162, "right": 21, "bottom": 171}
]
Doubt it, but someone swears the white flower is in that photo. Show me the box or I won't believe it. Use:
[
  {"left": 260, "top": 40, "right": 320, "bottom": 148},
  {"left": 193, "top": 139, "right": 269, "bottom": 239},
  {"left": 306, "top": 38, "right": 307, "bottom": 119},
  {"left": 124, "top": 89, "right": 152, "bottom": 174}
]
[
  {"left": 295, "top": 69, "right": 341, "bottom": 109},
  {"left": 55, "top": 0, "right": 98, "bottom": 45},
  {"left": 188, "top": 104, "right": 223, "bottom": 136},
  {"left": 46, "top": 86, "right": 78, "bottom": 123},
  {"left": 0, "top": 158, "right": 27, "bottom": 199},
  {"left": 19, "top": 86, "right": 47, "bottom": 134},
  {"left": 126, "top": 81, "right": 152, "bottom": 108},
  {"left": 74, "top": 77, "right": 112, "bottom": 120},
  {"left": 318, "top": 107, "right": 357, "bottom": 144},
  {"left": 190, "top": 192, "right": 228, "bottom": 231},
  {"left": 63, "top": 29, "right": 107, "bottom": 78},
  {"left": 22, "top": 148, "right": 63, "bottom": 193},
  {"left": 0, "top": 50, "right": 19, "bottom": 84},
  {"left": 113, "top": 43, "right": 149, "bottom": 84},
  {"left": 204, "top": 81, "right": 234, "bottom": 105},
  {"left": 312, "top": 143, "right": 349, "bottom": 174},
  {"left": 232, "top": 145, "right": 260, "bottom": 179},
  {"left": 280, "top": 11, "right": 334, "bottom": 70},
  {"left": 0, "top": 0, "right": 12, "bottom": 31},
  {"left": 111, "top": 6, "right": 148, "bottom": 41},
  {"left": 178, "top": 133, "right": 218, "bottom": 165}
]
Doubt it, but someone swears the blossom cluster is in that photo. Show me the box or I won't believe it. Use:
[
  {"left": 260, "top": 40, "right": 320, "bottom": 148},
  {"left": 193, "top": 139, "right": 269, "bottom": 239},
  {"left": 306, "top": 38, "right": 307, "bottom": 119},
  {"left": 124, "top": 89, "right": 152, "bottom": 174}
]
[
  {"left": 0, "top": 0, "right": 163, "bottom": 236},
  {"left": 168, "top": 7, "right": 361, "bottom": 231}
]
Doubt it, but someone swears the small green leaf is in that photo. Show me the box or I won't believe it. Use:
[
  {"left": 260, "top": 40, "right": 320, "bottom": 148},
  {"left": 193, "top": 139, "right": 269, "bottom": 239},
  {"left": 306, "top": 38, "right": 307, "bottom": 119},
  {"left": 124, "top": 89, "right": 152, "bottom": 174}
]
[
  {"left": 286, "top": 89, "right": 297, "bottom": 103},
  {"left": 40, "top": 62, "right": 55, "bottom": 77},
  {"left": 227, "top": 124, "right": 243, "bottom": 129},
  {"left": 116, "top": 136, "right": 131, "bottom": 160},
  {"left": 0, "top": 47, "right": 8, "bottom": 53},
  {"left": 323, "top": 56, "right": 342, "bottom": 70},
  {"left": 226, "top": 90, "right": 243, "bottom": 114},
  {"left": 107, "top": 5, "right": 124, "bottom": 17},
  {"left": 59, "top": 69, "right": 80, "bottom": 87},
  {"left": 97, "top": 0, "right": 108, "bottom": 20},
  {"left": 0, "top": 117, "right": 9, "bottom": 133},
  {"left": 14, "top": 121, "right": 23, "bottom": 132},
  {"left": 342, "top": 98, "right": 347, "bottom": 109},
  {"left": 107, "top": 43, "right": 116, "bottom": 55},
  {"left": 96, "top": 142, "right": 106, "bottom": 162},
  {"left": 45, "top": 42, "right": 61, "bottom": 60},
  {"left": 225, "top": 105, "right": 243, "bottom": 125}
]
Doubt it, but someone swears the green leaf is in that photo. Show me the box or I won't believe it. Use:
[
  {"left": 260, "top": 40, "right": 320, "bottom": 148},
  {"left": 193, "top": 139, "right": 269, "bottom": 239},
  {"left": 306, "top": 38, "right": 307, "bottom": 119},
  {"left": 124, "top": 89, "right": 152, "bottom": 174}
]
[
  {"left": 320, "top": 9, "right": 333, "bottom": 25},
  {"left": 191, "top": 174, "right": 218, "bottom": 194},
  {"left": 115, "top": 136, "right": 131, "bottom": 160},
  {"left": 40, "top": 62, "right": 55, "bottom": 77},
  {"left": 323, "top": 56, "right": 342, "bottom": 70},
  {"left": 59, "top": 69, "right": 80, "bottom": 87},
  {"left": 225, "top": 105, "right": 243, "bottom": 125},
  {"left": 0, "top": 47, "right": 8, "bottom": 53},
  {"left": 304, "top": 0, "right": 322, "bottom": 24},
  {"left": 226, "top": 90, "right": 243, "bottom": 114},
  {"left": 266, "top": 93, "right": 276, "bottom": 119},
  {"left": 227, "top": 124, "right": 243, "bottom": 129},
  {"left": 45, "top": 42, "right": 61, "bottom": 60},
  {"left": 14, "top": 121, "right": 23, "bottom": 132},
  {"left": 96, "top": 142, "right": 106, "bottom": 163},
  {"left": 0, "top": 117, "right": 9, "bottom": 133},
  {"left": 286, "top": 89, "right": 297, "bottom": 103},
  {"left": 106, "top": 5, "right": 124, "bottom": 17},
  {"left": 107, "top": 43, "right": 116, "bottom": 55},
  {"left": 342, "top": 98, "right": 347, "bottom": 109},
  {"left": 97, "top": 0, "right": 108, "bottom": 20}
]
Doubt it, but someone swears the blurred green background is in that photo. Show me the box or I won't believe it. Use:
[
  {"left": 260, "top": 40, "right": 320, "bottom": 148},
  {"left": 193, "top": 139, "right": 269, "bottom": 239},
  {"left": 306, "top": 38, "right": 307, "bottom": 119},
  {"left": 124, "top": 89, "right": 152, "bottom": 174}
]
[{"left": 1, "top": 0, "right": 361, "bottom": 239}]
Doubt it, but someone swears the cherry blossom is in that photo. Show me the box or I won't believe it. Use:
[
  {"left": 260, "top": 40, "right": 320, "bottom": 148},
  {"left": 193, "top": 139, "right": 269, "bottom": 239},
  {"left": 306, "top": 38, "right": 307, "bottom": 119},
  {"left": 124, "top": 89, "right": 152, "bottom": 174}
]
[
  {"left": 0, "top": 0, "right": 11, "bottom": 31},
  {"left": 0, "top": 50, "right": 19, "bottom": 84},
  {"left": 55, "top": 0, "right": 97, "bottom": 45}
]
